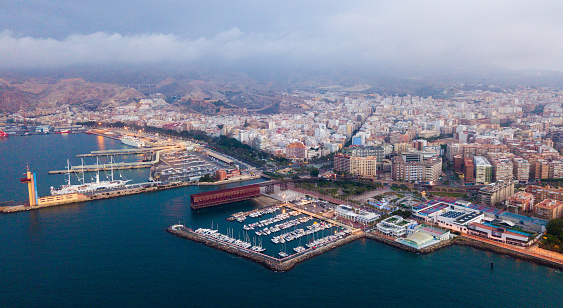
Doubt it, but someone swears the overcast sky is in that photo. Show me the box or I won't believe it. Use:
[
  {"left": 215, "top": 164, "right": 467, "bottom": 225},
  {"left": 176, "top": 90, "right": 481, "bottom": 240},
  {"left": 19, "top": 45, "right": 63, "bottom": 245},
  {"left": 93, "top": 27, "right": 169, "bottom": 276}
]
[{"left": 1, "top": 0, "right": 562, "bottom": 72}]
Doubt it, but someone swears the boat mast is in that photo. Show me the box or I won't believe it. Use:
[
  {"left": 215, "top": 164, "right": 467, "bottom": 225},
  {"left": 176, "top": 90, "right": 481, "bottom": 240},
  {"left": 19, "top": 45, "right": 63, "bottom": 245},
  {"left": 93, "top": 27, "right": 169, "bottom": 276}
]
[
  {"left": 81, "top": 158, "right": 85, "bottom": 184},
  {"left": 66, "top": 159, "right": 71, "bottom": 186},
  {"left": 110, "top": 155, "right": 114, "bottom": 182},
  {"left": 96, "top": 157, "right": 100, "bottom": 183}
]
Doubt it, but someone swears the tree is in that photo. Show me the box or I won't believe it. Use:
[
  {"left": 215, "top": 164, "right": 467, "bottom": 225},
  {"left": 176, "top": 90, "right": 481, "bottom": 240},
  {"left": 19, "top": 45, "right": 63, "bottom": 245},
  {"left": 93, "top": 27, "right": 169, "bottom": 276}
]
[
  {"left": 199, "top": 174, "right": 215, "bottom": 182},
  {"left": 546, "top": 218, "right": 563, "bottom": 239},
  {"left": 392, "top": 209, "right": 412, "bottom": 218},
  {"left": 310, "top": 168, "right": 319, "bottom": 178}
]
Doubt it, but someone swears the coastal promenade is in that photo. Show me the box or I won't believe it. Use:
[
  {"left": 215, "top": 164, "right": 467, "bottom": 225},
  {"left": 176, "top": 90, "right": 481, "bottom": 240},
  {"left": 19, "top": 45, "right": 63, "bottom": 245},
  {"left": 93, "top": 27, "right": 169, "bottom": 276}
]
[{"left": 461, "top": 233, "right": 563, "bottom": 267}]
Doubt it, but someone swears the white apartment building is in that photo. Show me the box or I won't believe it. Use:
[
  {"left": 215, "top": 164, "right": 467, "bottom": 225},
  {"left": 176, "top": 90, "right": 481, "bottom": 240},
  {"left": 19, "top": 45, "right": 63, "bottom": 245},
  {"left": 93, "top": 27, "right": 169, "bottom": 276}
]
[{"left": 474, "top": 156, "right": 493, "bottom": 185}]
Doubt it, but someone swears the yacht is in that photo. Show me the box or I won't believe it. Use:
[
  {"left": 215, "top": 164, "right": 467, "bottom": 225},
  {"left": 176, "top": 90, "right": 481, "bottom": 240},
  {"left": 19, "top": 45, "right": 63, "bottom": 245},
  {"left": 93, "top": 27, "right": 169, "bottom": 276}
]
[{"left": 50, "top": 158, "right": 130, "bottom": 195}]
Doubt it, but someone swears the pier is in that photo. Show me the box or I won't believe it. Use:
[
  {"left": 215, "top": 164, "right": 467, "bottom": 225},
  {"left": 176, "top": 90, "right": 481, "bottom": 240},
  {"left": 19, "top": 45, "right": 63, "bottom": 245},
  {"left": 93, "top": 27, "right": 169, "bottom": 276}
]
[
  {"left": 49, "top": 146, "right": 181, "bottom": 174},
  {"left": 48, "top": 161, "right": 155, "bottom": 174},
  {"left": 76, "top": 146, "right": 174, "bottom": 157}
]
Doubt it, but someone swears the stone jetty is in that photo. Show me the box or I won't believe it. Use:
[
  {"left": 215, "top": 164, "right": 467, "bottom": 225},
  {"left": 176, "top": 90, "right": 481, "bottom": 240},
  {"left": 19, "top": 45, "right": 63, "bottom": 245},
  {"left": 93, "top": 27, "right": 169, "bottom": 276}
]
[{"left": 167, "top": 225, "right": 364, "bottom": 272}]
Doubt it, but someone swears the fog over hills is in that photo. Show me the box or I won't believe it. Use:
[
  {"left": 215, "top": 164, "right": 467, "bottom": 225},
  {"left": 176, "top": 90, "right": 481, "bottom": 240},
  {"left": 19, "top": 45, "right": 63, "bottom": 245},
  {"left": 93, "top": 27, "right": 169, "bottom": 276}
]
[
  {"left": 1, "top": 1, "right": 562, "bottom": 112},
  {"left": 1, "top": 62, "right": 563, "bottom": 113}
]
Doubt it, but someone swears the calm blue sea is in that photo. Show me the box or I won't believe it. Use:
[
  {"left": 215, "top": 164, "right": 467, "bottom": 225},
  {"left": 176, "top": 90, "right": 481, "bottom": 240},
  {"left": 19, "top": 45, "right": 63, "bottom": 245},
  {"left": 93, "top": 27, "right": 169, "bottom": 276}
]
[{"left": 1, "top": 134, "right": 562, "bottom": 307}]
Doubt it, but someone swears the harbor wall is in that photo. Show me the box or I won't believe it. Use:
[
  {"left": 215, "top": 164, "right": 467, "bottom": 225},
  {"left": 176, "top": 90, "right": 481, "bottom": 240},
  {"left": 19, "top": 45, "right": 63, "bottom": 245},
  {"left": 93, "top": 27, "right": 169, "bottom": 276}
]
[
  {"left": 277, "top": 231, "right": 364, "bottom": 271},
  {"left": 167, "top": 227, "right": 364, "bottom": 272},
  {"left": 3, "top": 195, "right": 88, "bottom": 213}
]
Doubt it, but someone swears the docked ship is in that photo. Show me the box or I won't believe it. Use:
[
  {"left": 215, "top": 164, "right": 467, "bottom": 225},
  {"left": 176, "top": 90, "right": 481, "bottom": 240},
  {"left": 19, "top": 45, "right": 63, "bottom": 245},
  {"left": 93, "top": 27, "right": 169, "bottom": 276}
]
[
  {"left": 50, "top": 158, "right": 131, "bottom": 195},
  {"left": 0, "top": 130, "right": 8, "bottom": 137},
  {"left": 120, "top": 135, "right": 146, "bottom": 148}
]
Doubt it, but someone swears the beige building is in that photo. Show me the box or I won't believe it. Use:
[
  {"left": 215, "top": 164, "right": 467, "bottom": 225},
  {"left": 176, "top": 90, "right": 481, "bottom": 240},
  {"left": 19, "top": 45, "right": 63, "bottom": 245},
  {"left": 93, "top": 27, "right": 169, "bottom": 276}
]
[
  {"left": 393, "top": 142, "right": 413, "bottom": 154},
  {"left": 477, "top": 180, "right": 515, "bottom": 206},
  {"left": 334, "top": 154, "right": 377, "bottom": 177},
  {"left": 534, "top": 199, "right": 563, "bottom": 220},
  {"left": 526, "top": 185, "right": 563, "bottom": 204},
  {"left": 488, "top": 156, "right": 513, "bottom": 182},
  {"left": 506, "top": 191, "right": 534, "bottom": 213},
  {"left": 392, "top": 155, "right": 442, "bottom": 183},
  {"left": 349, "top": 156, "right": 378, "bottom": 177},
  {"left": 549, "top": 161, "right": 563, "bottom": 179},
  {"left": 512, "top": 157, "right": 530, "bottom": 182}
]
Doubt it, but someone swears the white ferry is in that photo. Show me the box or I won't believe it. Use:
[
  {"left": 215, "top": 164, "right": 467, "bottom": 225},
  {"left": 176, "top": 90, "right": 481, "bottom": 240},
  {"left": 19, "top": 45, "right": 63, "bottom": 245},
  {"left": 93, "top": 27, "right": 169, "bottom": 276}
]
[{"left": 120, "top": 135, "right": 145, "bottom": 148}]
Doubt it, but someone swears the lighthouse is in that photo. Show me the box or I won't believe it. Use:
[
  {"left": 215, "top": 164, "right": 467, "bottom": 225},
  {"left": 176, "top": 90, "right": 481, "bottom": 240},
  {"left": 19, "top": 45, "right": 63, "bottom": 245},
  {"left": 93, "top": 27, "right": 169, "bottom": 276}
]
[{"left": 20, "top": 166, "right": 38, "bottom": 206}]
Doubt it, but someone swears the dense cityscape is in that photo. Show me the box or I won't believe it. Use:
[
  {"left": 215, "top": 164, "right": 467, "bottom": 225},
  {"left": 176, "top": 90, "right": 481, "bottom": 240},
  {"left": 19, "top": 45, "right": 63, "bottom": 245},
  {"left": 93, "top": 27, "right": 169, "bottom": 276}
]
[{"left": 3, "top": 84, "right": 563, "bottom": 256}]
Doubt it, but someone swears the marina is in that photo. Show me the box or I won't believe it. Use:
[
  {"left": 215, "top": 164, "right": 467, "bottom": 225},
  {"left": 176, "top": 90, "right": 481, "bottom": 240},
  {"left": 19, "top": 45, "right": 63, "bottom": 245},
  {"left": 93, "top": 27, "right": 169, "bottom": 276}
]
[
  {"left": 169, "top": 203, "right": 362, "bottom": 270},
  {"left": 168, "top": 222, "right": 363, "bottom": 272}
]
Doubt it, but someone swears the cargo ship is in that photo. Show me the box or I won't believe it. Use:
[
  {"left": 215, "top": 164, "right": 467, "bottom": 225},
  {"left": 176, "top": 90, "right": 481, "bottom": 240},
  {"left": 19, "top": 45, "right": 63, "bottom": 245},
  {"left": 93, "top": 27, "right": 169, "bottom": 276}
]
[{"left": 120, "top": 135, "right": 145, "bottom": 148}]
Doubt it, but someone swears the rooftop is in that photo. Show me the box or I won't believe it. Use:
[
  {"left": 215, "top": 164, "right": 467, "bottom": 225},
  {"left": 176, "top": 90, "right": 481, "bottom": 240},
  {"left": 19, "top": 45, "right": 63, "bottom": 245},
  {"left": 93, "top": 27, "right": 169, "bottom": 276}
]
[
  {"left": 535, "top": 199, "right": 563, "bottom": 210},
  {"left": 474, "top": 156, "right": 492, "bottom": 167}
]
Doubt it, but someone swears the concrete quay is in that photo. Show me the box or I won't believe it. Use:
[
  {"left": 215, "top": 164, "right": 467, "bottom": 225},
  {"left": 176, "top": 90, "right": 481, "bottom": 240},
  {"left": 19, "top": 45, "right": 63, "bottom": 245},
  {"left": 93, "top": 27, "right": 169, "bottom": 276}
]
[
  {"left": 2, "top": 195, "right": 89, "bottom": 213},
  {"left": 48, "top": 146, "right": 178, "bottom": 174},
  {"left": 1, "top": 174, "right": 261, "bottom": 214},
  {"left": 167, "top": 225, "right": 364, "bottom": 272},
  {"left": 49, "top": 162, "right": 154, "bottom": 174}
]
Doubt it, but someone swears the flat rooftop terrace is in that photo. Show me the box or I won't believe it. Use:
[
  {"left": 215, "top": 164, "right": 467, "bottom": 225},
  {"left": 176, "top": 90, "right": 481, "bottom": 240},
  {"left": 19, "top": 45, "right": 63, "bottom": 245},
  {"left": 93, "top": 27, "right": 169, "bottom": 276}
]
[
  {"left": 466, "top": 203, "right": 504, "bottom": 215},
  {"left": 500, "top": 212, "right": 548, "bottom": 226}
]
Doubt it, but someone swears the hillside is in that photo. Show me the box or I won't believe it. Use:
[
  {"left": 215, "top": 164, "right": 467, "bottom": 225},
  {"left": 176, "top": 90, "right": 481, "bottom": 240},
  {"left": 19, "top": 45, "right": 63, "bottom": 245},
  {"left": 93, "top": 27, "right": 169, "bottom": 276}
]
[{"left": 0, "top": 78, "right": 145, "bottom": 112}]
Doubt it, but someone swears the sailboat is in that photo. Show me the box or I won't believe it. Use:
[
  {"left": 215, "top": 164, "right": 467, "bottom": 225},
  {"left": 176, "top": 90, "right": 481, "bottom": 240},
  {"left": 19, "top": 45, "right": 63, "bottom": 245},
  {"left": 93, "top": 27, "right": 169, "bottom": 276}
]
[
  {"left": 278, "top": 242, "right": 289, "bottom": 258},
  {"left": 50, "top": 156, "right": 131, "bottom": 195}
]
